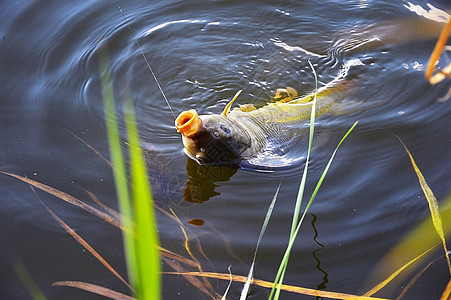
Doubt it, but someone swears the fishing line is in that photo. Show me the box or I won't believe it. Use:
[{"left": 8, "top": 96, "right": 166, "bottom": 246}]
[{"left": 116, "top": 3, "right": 176, "bottom": 120}]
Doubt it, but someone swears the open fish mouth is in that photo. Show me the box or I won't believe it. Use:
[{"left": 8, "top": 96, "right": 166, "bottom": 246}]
[
  {"left": 175, "top": 108, "right": 248, "bottom": 165},
  {"left": 175, "top": 109, "right": 202, "bottom": 137}
]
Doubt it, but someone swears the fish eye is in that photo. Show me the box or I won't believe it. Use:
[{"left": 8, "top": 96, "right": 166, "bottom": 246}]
[
  {"left": 220, "top": 125, "right": 231, "bottom": 135},
  {"left": 212, "top": 125, "right": 231, "bottom": 139}
]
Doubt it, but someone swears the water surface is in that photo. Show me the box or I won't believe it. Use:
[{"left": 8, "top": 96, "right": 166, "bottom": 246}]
[{"left": 1, "top": 0, "right": 451, "bottom": 299}]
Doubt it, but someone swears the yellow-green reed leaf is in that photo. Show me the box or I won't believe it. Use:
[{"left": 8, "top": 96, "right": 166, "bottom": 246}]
[
  {"left": 165, "top": 271, "right": 390, "bottom": 300},
  {"left": 365, "top": 192, "right": 451, "bottom": 295},
  {"left": 124, "top": 99, "right": 161, "bottom": 300},
  {"left": 98, "top": 44, "right": 138, "bottom": 293},
  {"left": 396, "top": 256, "right": 440, "bottom": 300},
  {"left": 397, "top": 137, "right": 451, "bottom": 275},
  {"left": 440, "top": 278, "right": 451, "bottom": 300},
  {"left": 12, "top": 260, "right": 48, "bottom": 300},
  {"left": 364, "top": 244, "right": 437, "bottom": 297},
  {"left": 52, "top": 281, "right": 136, "bottom": 300}
]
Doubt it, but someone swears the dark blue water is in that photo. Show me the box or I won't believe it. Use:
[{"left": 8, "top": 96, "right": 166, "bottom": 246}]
[{"left": 1, "top": 0, "right": 451, "bottom": 299}]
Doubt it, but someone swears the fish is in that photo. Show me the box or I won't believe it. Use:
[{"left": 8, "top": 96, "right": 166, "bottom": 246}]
[{"left": 175, "top": 74, "right": 352, "bottom": 167}]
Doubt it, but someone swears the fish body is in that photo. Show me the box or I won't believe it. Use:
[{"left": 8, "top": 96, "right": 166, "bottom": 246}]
[{"left": 175, "top": 78, "right": 349, "bottom": 166}]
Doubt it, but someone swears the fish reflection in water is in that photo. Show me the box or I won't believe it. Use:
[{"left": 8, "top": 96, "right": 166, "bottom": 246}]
[
  {"left": 144, "top": 144, "right": 237, "bottom": 204},
  {"left": 183, "top": 157, "right": 237, "bottom": 203}
]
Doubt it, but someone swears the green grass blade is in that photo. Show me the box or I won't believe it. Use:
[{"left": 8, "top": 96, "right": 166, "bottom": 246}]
[
  {"left": 270, "top": 61, "right": 319, "bottom": 300},
  {"left": 307, "top": 120, "right": 358, "bottom": 206},
  {"left": 270, "top": 120, "right": 358, "bottom": 300},
  {"left": 124, "top": 99, "right": 161, "bottom": 300},
  {"left": 98, "top": 44, "right": 139, "bottom": 293},
  {"left": 100, "top": 44, "right": 161, "bottom": 299},
  {"left": 296, "top": 120, "right": 359, "bottom": 241},
  {"left": 240, "top": 182, "right": 281, "bottom": 299},
  {"left": 290, "top": 60, "right": 318, "bottom": 236}
]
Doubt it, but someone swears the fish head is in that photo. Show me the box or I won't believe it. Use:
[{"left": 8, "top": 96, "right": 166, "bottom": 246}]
[{"left": 175, "top": 109, "right": 251, "bottom": 165}]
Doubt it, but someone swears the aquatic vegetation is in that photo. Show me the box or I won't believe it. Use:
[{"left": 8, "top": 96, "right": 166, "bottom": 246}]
[
  {"left": 363, "top": 141, "right": 451, "bottom": 299},
  {"left": 3, "top": 60, "right": 362, "bottom": 299},
  {"left": 269, "top": 62, "right": 358, "bottom": 300},
  {"left": 425, "top": 18, "right": 451, "bottom": 86},
  {"left": 239, "top": 183, "right": 280, "bottom": 299},
  {"left": 166, "top": 271, "right": 388, "bottom": 299},
  {"left": 363, "top": 244, "right": 438, "bottom": 298},
  {"left": 1, "top": 171, "right": 141, "bottom": 298},
  {"left": 398, "top": 138, "right": 451, "bottom": 273},
  {"left": 358, "top": 20, "right": 451, "bottom": 298},
  {"left": 99, "top": 44, "right": 161, "bottom": 299},
  {"left": 12, "top": 259, "right": 48, "bottom": 300}
]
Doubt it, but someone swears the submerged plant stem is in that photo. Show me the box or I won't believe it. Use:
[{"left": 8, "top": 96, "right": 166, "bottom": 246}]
[
  {"left": 166, "top": 271, "right": 389, "bottom": 300},
  {"left": 12, "top": 260, "right": 48, "bottom": 300}
]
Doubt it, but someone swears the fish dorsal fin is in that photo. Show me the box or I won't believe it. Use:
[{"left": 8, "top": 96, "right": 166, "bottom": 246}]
[
  {"left": 222, "top": 90, "right": 242, "bottom": 116},
  {"left": 239, "top": 104, "right": 257, "bottom": 112},
  {"left": 274, "top": 87, "right": 298, "bottom": 103}
]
